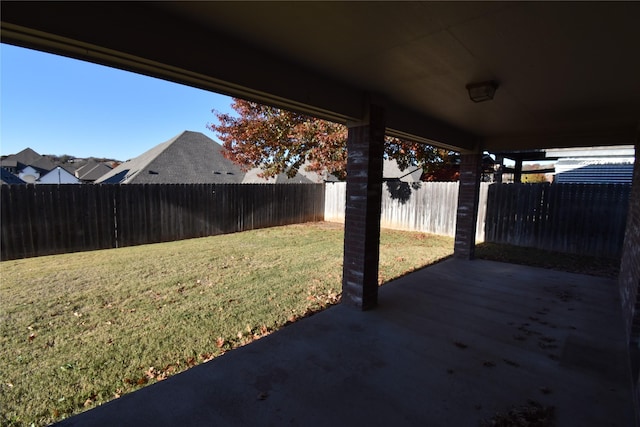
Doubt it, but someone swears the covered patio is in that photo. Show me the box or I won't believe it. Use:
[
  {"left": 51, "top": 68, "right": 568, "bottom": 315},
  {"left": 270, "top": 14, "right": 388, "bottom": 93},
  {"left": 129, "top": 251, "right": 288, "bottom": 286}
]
[
  {"left": 55, "top": 259, "right": 634, "bottom": 426},
  {"left": 2, "top": 2, "right": 639, "bottom": 425}
]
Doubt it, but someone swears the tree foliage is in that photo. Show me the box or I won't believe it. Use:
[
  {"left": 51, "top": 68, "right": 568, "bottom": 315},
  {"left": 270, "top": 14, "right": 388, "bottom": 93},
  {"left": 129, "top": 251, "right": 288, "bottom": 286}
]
[{"left": 208, "top": 98, "right": 459, "bottom": 180}]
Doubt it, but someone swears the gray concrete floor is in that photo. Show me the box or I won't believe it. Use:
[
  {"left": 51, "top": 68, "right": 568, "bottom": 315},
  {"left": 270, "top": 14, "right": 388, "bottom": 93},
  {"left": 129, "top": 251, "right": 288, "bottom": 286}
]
[{"left": 55, "top": 259, "right": 636, "bottom": 426}]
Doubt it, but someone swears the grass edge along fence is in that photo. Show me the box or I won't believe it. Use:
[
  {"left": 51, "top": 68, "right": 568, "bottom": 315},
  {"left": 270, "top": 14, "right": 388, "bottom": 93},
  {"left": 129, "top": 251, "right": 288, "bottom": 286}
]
[{"left": 1, "top": 184, "right": 325, "bottom": 260}]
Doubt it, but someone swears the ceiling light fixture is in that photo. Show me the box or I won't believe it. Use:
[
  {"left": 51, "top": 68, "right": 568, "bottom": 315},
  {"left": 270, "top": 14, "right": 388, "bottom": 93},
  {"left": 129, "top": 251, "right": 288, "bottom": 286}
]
[{"left": 466, "top": 81, "right": 499, "bottom": 103}]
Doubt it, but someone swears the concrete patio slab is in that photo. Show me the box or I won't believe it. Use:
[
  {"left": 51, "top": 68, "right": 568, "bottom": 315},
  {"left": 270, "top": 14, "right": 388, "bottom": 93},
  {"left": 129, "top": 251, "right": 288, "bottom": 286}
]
[{"left": 55, "top": 259, "right": 636, "bottom": 426}]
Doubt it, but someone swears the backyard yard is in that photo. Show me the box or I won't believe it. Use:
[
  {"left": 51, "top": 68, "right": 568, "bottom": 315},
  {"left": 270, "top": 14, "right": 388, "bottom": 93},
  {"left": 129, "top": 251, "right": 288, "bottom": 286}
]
[{"left": 0, "top": 222, "right": 454, "bottom": 426}]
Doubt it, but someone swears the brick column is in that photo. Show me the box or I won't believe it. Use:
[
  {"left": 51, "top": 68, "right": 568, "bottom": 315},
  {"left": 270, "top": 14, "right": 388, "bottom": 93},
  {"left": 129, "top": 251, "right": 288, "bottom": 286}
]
[
  {"left": 619, "top": 140, "right": 640, "bottom": 385},
  {"left": 454, "top": 151, "right": 482, "bottom": 259},
  {"left": 494, "top": 154, "right": 504, "bottom": 184},
  {"left": 342, "top": 104, "right": 385, "bottom": 310},
  {"left": 514, "top": 158, "right": 523, "bottom": 183}
]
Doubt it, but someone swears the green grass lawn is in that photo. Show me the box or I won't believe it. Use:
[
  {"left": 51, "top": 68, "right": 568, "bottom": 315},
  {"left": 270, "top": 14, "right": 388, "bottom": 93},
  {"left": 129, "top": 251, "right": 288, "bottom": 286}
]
[{"left": 0, "top": 222, "right": 454, "bottom": 426}]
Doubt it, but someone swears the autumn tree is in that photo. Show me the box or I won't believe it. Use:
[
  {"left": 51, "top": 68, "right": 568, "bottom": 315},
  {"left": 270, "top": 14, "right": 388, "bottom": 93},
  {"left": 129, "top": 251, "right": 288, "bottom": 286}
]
[
  {"left": 208, "top": 98, "right": 458, "bottom": 180},
  {"left": 522, "top": 163, "right": 551, "bottom": 183}
]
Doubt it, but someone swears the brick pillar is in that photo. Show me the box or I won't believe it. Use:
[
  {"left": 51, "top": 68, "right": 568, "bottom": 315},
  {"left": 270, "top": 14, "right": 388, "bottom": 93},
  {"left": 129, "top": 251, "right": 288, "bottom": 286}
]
[
  {"left": 454, "top": 151, "right": 482, "bottom": 259},
  {"left": 342, "top": 104, "right": 385, "bottom": 310},
  {"left": 494, "top": 154, "right": 504, "bottom": 183},
  {"left": 514, "top": 158, "right": 523, "bottom": 183},
  {"left": 619, "top": 141, "right": 640, "bottom": 383}
]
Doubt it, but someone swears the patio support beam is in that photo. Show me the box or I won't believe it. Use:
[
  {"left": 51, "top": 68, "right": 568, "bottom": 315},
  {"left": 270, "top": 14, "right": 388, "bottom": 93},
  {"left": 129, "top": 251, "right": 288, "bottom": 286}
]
[
  {"left": 454, "top": 150, "right": 482, "bottom": 259},
  {"left": 342, "top": 104, "right": 385, "bottom": 310}
]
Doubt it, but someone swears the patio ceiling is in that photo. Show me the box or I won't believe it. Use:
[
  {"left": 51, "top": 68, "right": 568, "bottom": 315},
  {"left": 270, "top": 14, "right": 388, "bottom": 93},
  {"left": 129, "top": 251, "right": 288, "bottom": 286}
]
[{"left": 2, "top": 1, "right": 639, "bottom": 152}]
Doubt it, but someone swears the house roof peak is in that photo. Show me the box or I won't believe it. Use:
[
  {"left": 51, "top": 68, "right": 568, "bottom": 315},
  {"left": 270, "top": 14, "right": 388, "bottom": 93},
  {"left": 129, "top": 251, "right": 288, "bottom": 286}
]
[{"left": 95, "top": 131, "right": 242, "bottom": 184}]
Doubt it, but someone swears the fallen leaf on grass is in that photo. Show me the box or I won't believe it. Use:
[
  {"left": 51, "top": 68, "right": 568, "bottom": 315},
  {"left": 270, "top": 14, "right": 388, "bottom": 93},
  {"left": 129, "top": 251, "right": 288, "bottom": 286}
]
[
  {"left": 145, "top": 367, "right": 156, "bottom": 379},
  {"left": 83, "top": 393, "right": 97, "bottom": 407},
  {"left": 200, "top": 353, "right": 215, "bottom": 363}
]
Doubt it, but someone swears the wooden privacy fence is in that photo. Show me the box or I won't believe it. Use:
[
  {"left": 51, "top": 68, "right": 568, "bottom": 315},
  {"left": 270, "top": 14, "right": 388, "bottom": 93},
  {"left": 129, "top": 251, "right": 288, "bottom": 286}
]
[
  {"left": 325, "top": 181, "right": 489, "bottom": 240},
  {"left": 326, "top": 181, "right": 630, "bottom": 258},
  {"left": 1, "top": 184, "right": 325, "bottom": 260},
  {"left": 485, "top": 183, "right": 630, "bottom": 258}
]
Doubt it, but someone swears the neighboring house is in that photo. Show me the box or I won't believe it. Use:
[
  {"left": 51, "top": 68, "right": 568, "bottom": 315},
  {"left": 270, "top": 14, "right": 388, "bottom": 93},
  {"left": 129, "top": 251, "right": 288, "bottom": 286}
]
[
  {"left": 242, "top": 168, "right": 316, "bottom": 184},
  {"left": 2, "top": 147, "right": 55, "bottom": 175},
  {"left": 382, "top": 159, "right": 422, "bottom": 182},
  {"left": 243, "top": 159, "right": 422, "bottom": 184},
  {"left": 75, "top": 162, "right": 113, "bottom": 183},
  {"left": 29, "top": 156, "right": 57, "bottom": 175},
  {"left": 242, "top": 162, "right": 331, "bottom": 184},
  {"left": 7, "top": 147, "right": 42, "bottom": 167},
  {"left": 18, "top": 165, "right": 41, "bottom": 183},
  {"left": 1, "top": 147, "right": 73, "bottom": 184},
  {"left": 96, "top": 131, "right": 244, "bottom": 184},
  {"left": 0, "top": 168, "right": 25, "bottom": 185},
  {"left": 38, "top": 166, "right": 81, "bottom": 184},
  {"left": 0, "top": 159, "right": 20, "bottom": 174},
  {"left": 547, "top": 145, "right": 635, "bottom": 184}
]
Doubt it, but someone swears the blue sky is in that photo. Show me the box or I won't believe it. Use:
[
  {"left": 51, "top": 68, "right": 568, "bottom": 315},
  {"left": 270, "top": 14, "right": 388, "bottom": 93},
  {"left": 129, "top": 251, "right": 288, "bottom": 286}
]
[{"left": 1, "top": 44, "right": 235, "bottom": 161}]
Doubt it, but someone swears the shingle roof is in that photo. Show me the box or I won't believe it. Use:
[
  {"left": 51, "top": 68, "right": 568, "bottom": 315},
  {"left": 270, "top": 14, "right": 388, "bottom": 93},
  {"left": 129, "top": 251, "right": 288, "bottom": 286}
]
[
  {"left": 74, "top": 161, "right": 97, "bottom": 177},
  {"left": 78, "top": 163, "right": 112, "bottom": 181},
  {"left": 8, "top": 147, "right": 42, "bottom": 166},
  {"left": 96, "top": 131, "right": 244, "bottom": 184},
  {"left": 30, "top": 156, "right": 57, "bottom": 173},
  {"left": 0, "top": 168, "right": 25, "bottom": 185}
]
